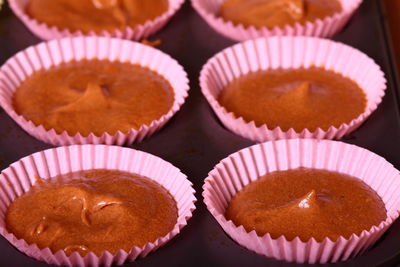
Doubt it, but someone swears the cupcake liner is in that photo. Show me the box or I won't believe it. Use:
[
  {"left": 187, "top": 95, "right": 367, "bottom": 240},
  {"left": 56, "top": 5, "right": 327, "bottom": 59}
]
[
  {"left": 191, "top": 0, "right": 362, "bottom": 41},
  {"left": 0, "top": 144, "right": 196, "bottom": 267},
  {"left": 9, "top": 0, "right": 185, "bottom": 40},
  {"left": 200, "top": 36, "right": 386, "bottom": 142},
  {"left": 203, "top": 138, "right": 400, "bottom": 263},
  {"left": 0, "top": 36, "right": 190, "bottom": 146}
]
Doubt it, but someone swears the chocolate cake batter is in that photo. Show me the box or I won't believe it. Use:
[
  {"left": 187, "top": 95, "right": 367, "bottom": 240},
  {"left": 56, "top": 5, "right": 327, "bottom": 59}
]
[
  {"left": 219, "top": 0, "right": 342, "bottom": 28},
  {"left": 6, "top": 170, "right": 178, "bottom": 255},
  {"left": 27, "top": 0, "right": 169, "bottom": 33},
  {"left": 13, "top": 59, "right": 174, "bottom": 136},
  {"left": 218, "top": 67, "right": 367, "bottom": 132},
  {"left": 226, "top": 168, "right": 386, "bottom": 242}
]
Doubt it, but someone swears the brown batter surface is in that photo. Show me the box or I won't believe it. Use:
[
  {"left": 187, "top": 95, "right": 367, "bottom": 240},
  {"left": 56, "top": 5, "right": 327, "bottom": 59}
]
[
  {"left": 218, "top": 67, "right": 366, "bottom": 132},
  {"left": 225, "top": 168, "right": 386, "bottom": 242},
  {"left": 13, "top": 59, "right": 174, "bottom": 136},
  {"left": 6, "top": 170, "right": 178, "bottom": 256},
  {"left": 219, "top": 0, "right": 342, "bottom": 29},
  {"left": 27, "top": 0, "right": 169, "bottom": 33}
]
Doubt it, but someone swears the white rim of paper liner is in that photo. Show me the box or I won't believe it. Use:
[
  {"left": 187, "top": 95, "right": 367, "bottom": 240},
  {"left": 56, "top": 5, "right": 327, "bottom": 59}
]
[
  {"left": 0, "top": 144, "right": 196, "bottom": 267},
  {"left": 191, "top": 0, "right": 363, "bottom": 42},
  {"left": 199, "top": 36, "right": 386, "bottom": 142},
  {"left": 0, "top": 36, "right": 190, "bottom": 146},
  {"left": 9, "top": 0, "right": 185, "bottom": 41},
  {"left": 202, "top": 138, "right": 400, "bottom": 264}
]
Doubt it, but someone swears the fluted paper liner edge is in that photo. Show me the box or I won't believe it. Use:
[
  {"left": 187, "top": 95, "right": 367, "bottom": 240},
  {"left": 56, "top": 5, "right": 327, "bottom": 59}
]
[
  {"left": 200, "top": 36, "right": 386, "bottom": 142},
  {"left": 0, "top": 145, "right": 196, "bottom": 266},
  {"left": 0, "top": 36, "right": 190, "bottom": 145},
  {"left": 9, "top": 0, "right": 184, "bottom": 40},
  {"left": 203, "top": 139, "right": 400, "bottom": 263}
]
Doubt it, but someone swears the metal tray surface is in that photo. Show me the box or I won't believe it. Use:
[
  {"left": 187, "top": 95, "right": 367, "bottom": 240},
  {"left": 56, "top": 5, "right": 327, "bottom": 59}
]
[{"left": 0, "top": 0, "right": 400, "bottom": 266}]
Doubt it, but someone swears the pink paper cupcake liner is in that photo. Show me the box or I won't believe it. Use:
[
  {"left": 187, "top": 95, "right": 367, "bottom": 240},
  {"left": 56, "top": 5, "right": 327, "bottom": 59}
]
[
  {"left": 0, "top": 36, "right": 190, "bottom": 146},
  {"left": 200, "top": 36, "right": 386, "bottom": 142},
  {"left": 9, "top": 0, "right": 185, "bottom": 40},
  {"left": 203, "top": 138, "right": 400, "bottom": 263},
  {"left": 0, "top": 144, "right": 196, "bottom": 267},
  {"left": 191, "top": 0, "right": 362, "bottom": 42}
]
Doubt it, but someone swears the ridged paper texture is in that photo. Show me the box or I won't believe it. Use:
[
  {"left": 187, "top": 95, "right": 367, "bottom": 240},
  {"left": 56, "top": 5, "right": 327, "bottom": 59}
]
[
  {"left": 0, "top": 36, "right": 190, "bottom": 146},
  {"left": 191, "top": 0, "right": 362, "bottom": 41},
  {"left": 200, "top": 36, "right": 386, "bottom": 142},
  {"left": 0, "top": 145, "right": 196, "bottom": 267},
  {"left": 203, "top": 139, "right": 400, "bottom": 263},
  {"left": 10, "top": 0, "right": 184, "bottom": 40}
]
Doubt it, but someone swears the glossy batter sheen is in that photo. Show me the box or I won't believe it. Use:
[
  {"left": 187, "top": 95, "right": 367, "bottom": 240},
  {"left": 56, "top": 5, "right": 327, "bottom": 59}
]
[
  {"left": 225, "top": 168, "right": 386, "bottom": 242},
  {"left": 6, "top": 170, "right": 178, "bottom": 255},
  {"left": 219, "top": 0, "right": 342, "bottom": 28},
  {"left": 13, "top": 59, "right": 174, "bottom": 136},
  {"left": 218, "top": 67, "right": 367, "bottom": 132},
  {"left": 27, "top": 0, "right": 169, "bottom": 33}
]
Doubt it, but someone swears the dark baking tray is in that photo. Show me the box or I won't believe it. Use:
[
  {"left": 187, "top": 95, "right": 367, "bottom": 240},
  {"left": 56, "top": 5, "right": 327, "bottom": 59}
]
[{"left": 1, "top": 0, "right": 400, "bottom": 266}]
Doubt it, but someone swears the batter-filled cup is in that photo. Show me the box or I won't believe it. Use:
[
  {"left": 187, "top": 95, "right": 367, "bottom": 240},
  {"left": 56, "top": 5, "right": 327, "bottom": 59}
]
[
  {"left": 203, "top": 138, "right": 400, "bottom": 263},
  {"left": 191, "top": 0, "right": 362, "bottom": 42},
  {"left": 0, "top": 145, "right": 196, "bottom": 267},
  {"left": 200, "top": 36, "right": 386, "bottom": 142},
  {"left": 0, "top": 36, "right": 189, "bottom": 146},
  {"left": 9, "top": 0, "right": 185, "bottom": 40}
]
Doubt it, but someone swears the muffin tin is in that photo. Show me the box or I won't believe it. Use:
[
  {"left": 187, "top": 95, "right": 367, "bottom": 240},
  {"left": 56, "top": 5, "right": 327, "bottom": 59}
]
[{"left": 1, "top": 0, "right": 400, "bottom": 266}]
